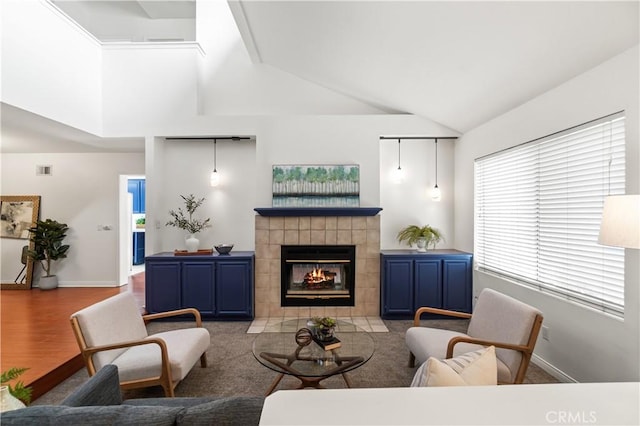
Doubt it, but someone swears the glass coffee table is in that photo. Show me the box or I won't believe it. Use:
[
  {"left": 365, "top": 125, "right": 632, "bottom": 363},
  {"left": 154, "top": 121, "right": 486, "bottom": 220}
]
[{"left": 252, "top": 319, "right": 375, "bottom": 395}]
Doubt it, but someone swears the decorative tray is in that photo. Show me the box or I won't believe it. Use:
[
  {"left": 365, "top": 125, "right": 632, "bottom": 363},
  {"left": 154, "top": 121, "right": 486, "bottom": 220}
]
[{"left": 174, "top": 249, "right": 213, "bottom": 256}]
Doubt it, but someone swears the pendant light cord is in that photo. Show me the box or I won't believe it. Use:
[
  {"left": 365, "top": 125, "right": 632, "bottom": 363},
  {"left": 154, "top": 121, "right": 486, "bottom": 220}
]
[
  {"left": 434, "top": 138, "right": 438, "bottom": 186},
  {"left": 397, "top": 138, "right": 401, "bottom": 170},
  {"left": 213, "top": 139, "right": 217, "bottom": 172}
]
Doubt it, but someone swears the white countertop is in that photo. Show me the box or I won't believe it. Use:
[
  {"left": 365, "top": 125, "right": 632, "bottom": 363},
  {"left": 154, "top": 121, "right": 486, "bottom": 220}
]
[{"left": 259, "top": 382, "right": 639, "bottom": 425}]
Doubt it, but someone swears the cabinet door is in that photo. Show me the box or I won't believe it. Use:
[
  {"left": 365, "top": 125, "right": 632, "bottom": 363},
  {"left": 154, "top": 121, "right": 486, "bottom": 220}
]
[
  {"left": 145, "top": 261, "right": 181, "bottom": 313},
  {"left": 133, "top": 233, "right": 145, "bottom": 265},
  {"left": 382, "top": 257, "right": 414, "bottom": 317},
  {"left": 182, "top": 261, "right": 215, "bottom": 316},
  {"left": 127, "top": 179, "right": 145, "bottom": 213},
  {"left": 442, "top": 258, "right": 472, "bottom": 313},
  {"left": 215, "top": 260, "right": 253, "bottom": 319},
  {"left": 138, "top": 180, "right": 145, "bottom": 213},
  {"left": 414, "top": 259, "right": 442, "bottom": 310}
]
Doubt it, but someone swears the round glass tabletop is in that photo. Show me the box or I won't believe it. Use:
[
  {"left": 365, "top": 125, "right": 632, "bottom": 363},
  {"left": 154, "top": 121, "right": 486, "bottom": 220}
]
[{"left": 252, "top": 319, "right": 375, "bottom": 392}]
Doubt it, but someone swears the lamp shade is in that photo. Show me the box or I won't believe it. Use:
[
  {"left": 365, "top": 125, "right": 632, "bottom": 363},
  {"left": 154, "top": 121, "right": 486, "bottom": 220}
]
[
  {"left": 598, "top": 195, "right": 640, "bottom": 249},
  {"left": 210, "top": 170, "right": 220, "bottom": 187}
]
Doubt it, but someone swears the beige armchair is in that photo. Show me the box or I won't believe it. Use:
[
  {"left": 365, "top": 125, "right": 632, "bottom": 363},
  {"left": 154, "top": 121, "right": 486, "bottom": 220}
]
[
  {"left": 70, "top": 292, "right": 210, "bottom": 397},
  {"left": 406, "top": 288, "right": 543, "bottom": 384}
]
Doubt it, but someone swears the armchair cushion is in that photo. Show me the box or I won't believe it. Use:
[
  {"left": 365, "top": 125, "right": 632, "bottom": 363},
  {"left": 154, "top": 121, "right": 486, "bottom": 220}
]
[
  {"left": 406, "top": 327, "right": 512, "bottom": 382},
  {"left": 411, "top": 346, "right": 497, "bottom": 387},
  {"left": 113, "top": 328, "right": 210, "bottom": 382},
  {"left": 467, "top": 289, "right": 542, "bottom": 379},
  {"left": 72, "top": 292, "right": 149, "bottom": 370}
]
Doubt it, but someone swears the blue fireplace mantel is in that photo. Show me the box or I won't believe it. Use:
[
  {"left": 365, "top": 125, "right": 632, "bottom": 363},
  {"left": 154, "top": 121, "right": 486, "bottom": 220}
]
[{"left": 254, "top": 207, "right": 382, "bottom": 217}]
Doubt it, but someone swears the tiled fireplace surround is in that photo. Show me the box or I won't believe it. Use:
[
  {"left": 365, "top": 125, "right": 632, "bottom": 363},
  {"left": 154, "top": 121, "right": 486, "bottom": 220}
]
[{"left": 254, "top": 214, "right": 381, "bottom": 318}]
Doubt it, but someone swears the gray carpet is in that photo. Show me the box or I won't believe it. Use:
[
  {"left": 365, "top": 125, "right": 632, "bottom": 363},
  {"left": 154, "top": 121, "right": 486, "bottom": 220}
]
[{"left": 33, "top": 319, "right": 558, "bottom": 405}]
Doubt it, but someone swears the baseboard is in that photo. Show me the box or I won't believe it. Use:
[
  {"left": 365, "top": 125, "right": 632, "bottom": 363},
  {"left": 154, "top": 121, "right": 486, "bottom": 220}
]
[
  {"left": 55, "top": 281, "right": 121, "bottom": 287},
  {"left": 531, "top": 353, "right": 577, "bottom": 383}
]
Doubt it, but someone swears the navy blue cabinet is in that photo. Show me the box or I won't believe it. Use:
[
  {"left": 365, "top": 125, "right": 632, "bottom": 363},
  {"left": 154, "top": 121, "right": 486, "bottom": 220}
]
[
  {"left": 145, "top": 260, "right": 182, "bottom": 313},
  {"left": 381, "top": 250, "right": 472, "bottom": 319},
  {"left": 145, "top": 252, "right": 254, "bottom": 319},
  {"left": 216, "top": 261, "right": 253, "bottom": 318},
  {"left": 133, "top": 233, "right": 145, "bottom": 265},
  {"left": 127, "top": 179, "right": 146, "bottom": 213}
]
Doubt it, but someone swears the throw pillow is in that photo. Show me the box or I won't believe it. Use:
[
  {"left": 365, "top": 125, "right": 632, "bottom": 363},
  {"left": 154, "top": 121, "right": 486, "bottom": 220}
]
[{"left": 411, "top": 345, "right": 497, "bottom": 387}]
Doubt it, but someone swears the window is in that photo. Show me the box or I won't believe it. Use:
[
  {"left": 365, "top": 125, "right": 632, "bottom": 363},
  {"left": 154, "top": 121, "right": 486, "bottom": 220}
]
[{"left": 475, "top": 113, "right": 626, "bottom": 316}]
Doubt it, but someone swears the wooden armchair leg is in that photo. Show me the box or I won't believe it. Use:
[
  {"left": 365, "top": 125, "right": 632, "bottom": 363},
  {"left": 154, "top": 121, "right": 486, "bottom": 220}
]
[
  {"left": 161, "top": 380, "right": 176, "bottom": 397},
  {"left": 200, "top": 353, "right": 208, "bottom": 368},
  {"left": 409, "top": 352, "right": 416, "bottom": 368}
]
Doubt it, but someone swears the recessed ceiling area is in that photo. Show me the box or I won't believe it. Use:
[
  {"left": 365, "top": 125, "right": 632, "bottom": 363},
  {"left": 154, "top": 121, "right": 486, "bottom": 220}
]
[{"left": 52, "top": 0, "right": 195, "bottom": 42}]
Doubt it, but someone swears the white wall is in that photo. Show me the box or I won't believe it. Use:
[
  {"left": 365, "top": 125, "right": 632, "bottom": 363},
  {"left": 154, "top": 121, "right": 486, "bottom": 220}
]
[
  {"left": 380, "top": 138, "right": 455, "bottom": 250},
  {"left": 143, "top": 114, "right": 457, "bottom": 255},
  {"left": 454, "top": 46, "right": 640, "bottom": 382},
  {"left": 1, "top": 153, "right": 145, "bottom": 287},
  {"left": 1, "top": 0, "right": 102, "bottom": 134},
  {"left": 102, "top": 44, "right": 203, "bottom": 132}
]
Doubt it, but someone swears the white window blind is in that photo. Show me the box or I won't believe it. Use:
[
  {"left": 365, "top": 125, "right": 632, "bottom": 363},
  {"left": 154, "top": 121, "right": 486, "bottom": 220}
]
[{"left": 475, "top": 113, "right": 626, "bottom": 316}]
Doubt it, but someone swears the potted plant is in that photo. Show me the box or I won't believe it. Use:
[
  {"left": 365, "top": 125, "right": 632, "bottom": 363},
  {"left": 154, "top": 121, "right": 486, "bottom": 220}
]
[
  {"left": 1, "top": 367, "right": 31, "bottom": 410},
  {"left": 135, "top": 217, "right": 145, "bottom": 229},
  {"left": 310, "top": 316, "right": 337, "bottom": 341},
  {"left": 397, "top": 224, "right": 443, "bottom": 252},
  {"left": 27, "top": 219, "right": 70, "bottom": 290},
  {"left": 166, "top": 194, "right": 211, "bottom": 252}
]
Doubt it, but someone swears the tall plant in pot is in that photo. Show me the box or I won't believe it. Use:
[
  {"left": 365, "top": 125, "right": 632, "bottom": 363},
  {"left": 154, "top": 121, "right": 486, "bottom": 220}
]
[
  {"left": 397, "top": 224, "right": 443, "bottom": 252},
  {"left": 27, "top": 219, "right": 70, "bottom": 290},
  {"left": 166, "top": 194, "right": 211, "bottom": 252}
]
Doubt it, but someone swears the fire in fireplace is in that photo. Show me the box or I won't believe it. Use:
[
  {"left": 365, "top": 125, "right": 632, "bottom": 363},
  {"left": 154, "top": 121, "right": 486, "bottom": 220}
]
[{"left": 281, "top": 245, "right": 356, "bottom": 307}]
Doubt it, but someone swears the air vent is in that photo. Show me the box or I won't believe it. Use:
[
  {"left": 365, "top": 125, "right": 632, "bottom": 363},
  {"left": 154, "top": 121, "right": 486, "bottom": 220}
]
[{"left": 36, "top": 165, "right": 52, "bottom": 176}]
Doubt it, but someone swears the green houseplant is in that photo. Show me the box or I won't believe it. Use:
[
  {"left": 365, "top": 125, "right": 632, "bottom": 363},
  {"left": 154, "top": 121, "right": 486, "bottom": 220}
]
[
  {"left": 310, "top": 316, "right": 337, "bottom": 341},
  {"left": 166, "top": 194, "right": 211, "bottom": 252},
  {"left": 1, "top": 367, "right": 32, "bottom": 407},
  {"left": 397, "top": 224, "right": 443, "bottom": 252},
  {"left": 27, "top": 219, "right": 70, "bottom": 290}
]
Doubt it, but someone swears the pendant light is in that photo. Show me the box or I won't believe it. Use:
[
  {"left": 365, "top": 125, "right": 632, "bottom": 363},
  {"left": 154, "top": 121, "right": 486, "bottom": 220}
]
[
  {"left": 431, "top": 138, "right": 441, "bottom": 201},
  {"left": 210, "top": 139, "right": 220, "bottom": 187},
  {"left": 392, "top": 138, "right": 404, "bottom": 184}
]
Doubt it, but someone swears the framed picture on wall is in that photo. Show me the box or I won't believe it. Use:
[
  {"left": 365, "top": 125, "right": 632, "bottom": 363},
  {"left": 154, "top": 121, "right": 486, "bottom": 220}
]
[
  {"left": 0, "top": 196, "right": 39, "bottom": 239},
  {"left": 272, "top": 164, "right": 360, "bottom": 208}
]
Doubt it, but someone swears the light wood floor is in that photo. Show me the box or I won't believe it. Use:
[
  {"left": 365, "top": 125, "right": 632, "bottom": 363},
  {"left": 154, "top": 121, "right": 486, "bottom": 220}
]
[{"left": 0, "top": 273, "right": 145, "bottom": 400}]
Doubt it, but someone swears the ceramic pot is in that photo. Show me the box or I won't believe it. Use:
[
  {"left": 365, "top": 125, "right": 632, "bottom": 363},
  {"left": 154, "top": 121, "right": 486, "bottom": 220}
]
[
  {"left": 39, "top": 275, "right": 59, "bottom": 290},
  {"left": 416, "top": 237, "right": 427, "bottom": 252},
  {"left": 0, "top": 385, "right": 26, "bottom": 412},
  {"left": 185, "top": 234, "right": 200, "bottom": 252}
]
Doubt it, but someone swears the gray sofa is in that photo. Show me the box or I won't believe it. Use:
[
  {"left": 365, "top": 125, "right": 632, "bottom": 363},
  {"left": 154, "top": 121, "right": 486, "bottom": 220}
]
[{"left": 1, "top": 365, "right": 264, "bottom": 425}]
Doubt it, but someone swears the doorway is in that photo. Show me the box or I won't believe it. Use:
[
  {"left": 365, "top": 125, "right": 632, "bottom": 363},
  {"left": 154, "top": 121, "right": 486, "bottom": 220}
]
[{"left": 119, "top": 175, "right": 146, "bottom": 285}]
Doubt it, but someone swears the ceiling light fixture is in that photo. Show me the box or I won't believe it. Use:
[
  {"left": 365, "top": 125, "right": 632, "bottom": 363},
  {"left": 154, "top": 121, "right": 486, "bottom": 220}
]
[
  {"left": 431, "top": 138, "right": 441, "bottom": 201},
  {"left": 392, "top": 138, "right": 404, "bottom": 184},
  {"left": 210, "top": 139, "right": 220, "bottom": 187}
]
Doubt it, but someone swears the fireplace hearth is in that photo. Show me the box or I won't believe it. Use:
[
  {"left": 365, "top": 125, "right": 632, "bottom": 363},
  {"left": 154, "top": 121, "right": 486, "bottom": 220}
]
[{"left": 281, "top": 245, "right": 355, "bottom": 307}]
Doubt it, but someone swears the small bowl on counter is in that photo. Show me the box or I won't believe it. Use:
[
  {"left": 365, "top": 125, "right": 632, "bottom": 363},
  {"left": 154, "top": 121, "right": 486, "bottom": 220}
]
[{"left": 214, "top": 244, "right": 234, "bottom": 255}]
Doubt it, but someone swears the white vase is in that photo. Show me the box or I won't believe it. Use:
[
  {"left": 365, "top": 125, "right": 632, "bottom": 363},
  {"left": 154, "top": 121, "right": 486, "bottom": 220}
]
[
  {"left": 0, "top": 385, "right": 26, "bottom": 412},
  {"left": 39, "top": 275, "right": 59, "bottom": 290},
  {"left": 185, "top": 234, "right": 200, "bottom": 252},
  {"left": 416, "top": 238, "right": 427, "bottom": 252}
]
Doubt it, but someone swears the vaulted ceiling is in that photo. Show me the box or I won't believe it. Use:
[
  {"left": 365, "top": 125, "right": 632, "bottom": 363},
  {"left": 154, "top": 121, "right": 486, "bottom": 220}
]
[
  {"left": 2, "top": 1, "right": 638, "bottom": 152},
  {"left": 230, "top": 0, "right": 638, "bottom": 132}
]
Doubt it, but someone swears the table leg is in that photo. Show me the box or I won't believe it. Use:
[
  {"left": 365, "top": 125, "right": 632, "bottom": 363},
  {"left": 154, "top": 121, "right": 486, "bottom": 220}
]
[
  {"left": 341, "top": 372, "right": 353, "bottom": 388},
  {"left": 265, "top": 373, "right": 285, "bottom": 396}
]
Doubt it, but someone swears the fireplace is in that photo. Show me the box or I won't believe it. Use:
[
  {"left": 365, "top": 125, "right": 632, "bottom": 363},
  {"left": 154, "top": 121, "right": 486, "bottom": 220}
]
[{"left": 281, "top": 245, "right": 356, "bottom": 307}]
